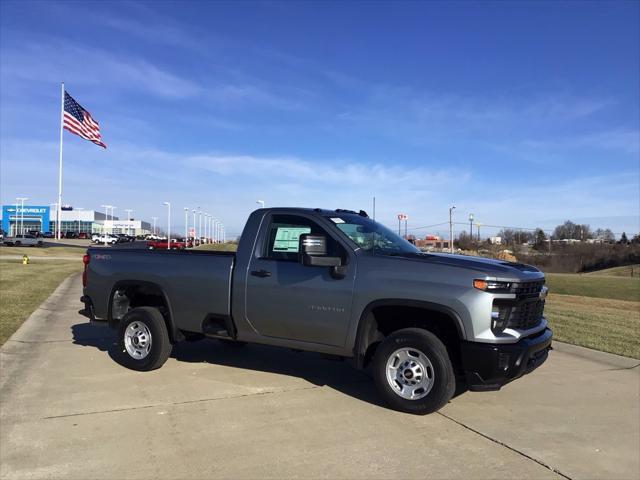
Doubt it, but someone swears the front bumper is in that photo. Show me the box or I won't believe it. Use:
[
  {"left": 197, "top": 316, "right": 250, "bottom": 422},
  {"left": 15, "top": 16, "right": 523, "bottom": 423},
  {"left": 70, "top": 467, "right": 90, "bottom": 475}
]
[{"left": 460, "top": 328, "right": 552, "bottom": 391}]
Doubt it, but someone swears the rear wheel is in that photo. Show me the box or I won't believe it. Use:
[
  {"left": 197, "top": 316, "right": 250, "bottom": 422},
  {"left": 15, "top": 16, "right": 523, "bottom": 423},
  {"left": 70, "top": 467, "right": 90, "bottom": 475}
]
[
  {"left": 14, "top": 241, "right": 21, "bottom": 246},
  {"left": 373, "top": 328, "right": 455, "bottom": 415},
  {"left": 116, "top": 307, "right": 172, "bottom": 371}
]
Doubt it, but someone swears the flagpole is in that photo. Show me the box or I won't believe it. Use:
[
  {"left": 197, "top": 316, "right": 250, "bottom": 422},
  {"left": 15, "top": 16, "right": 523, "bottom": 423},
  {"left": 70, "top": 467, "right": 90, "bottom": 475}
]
[{"left": 57, "top": 82, "right": 64, "bottom": 240}]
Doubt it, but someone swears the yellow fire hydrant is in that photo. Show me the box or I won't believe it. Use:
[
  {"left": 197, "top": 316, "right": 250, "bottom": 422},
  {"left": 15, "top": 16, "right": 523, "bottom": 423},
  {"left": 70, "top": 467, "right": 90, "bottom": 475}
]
[{"left": 22, "top": 255, "right": 29, "bottom": 265}]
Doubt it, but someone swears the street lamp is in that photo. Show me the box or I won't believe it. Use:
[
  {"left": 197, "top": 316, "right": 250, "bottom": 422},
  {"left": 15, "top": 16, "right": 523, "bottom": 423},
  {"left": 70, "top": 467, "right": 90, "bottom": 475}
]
[
  {"left": 76, "top": 207, "right": 84, "bottom": 235},
  {"left": 49, "top": 202, "right": 58, "bottom": 238},
  {"left": 256, "top": 200, "right": 265, "bottom": 209},
  {"left": 198, "top": 208, "right": 202, "bottom": 243},
  {"left": 100, "top": 205, "right": 113, "bottom": 246},
  {"left": 109, "top": 207, "right": 117, "bottom": 234},
  {"left": 468, "top": 213, "right": 474, "bottom": 240},
  {"left": 16, "top": 197, "right": 28, "bottom": 236},
  {"left": 184, "top": 208, "right": 189, "bottom": 241},
  {"left": 125, "top": 209, "right": 133, "bottom": 236},
  {"left": 203, "top": 213, "right": 208, "bottom": 243},
  {"left": 162, "top": 202, "right": 171, "bottom": 250},
  {"left": 152, "top": 216, "right": 158, "bottom": 236},
  {"left": 192, "top": 209, "right": 197, "bottom": 244},
  {"left": 449, "top": 205, "right": 456, "bottom": 254}
]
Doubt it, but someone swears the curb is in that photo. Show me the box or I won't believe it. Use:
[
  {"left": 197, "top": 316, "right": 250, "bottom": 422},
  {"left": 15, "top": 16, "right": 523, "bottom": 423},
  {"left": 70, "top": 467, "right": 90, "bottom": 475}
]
[{"left": 552, "top": 340, "right": 639, "bottom": 369}]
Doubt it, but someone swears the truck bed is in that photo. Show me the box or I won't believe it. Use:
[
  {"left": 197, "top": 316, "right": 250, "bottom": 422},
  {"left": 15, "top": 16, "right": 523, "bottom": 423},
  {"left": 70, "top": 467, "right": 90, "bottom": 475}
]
[{"left": 85, "top": 248, "right": 235, "bottom": 333}]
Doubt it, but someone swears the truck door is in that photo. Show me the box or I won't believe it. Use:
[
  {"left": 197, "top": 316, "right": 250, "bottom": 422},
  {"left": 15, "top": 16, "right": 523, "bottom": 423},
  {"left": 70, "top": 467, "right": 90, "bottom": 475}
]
[{"left": 245, "top": 213, "right": 355, "bottom": 347}]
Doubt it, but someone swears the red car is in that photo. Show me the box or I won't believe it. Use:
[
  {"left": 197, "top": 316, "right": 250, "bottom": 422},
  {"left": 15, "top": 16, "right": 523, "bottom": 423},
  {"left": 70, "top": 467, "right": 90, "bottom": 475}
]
[{"left": 146, "top": 239, "right": 186, "bottom": 250}]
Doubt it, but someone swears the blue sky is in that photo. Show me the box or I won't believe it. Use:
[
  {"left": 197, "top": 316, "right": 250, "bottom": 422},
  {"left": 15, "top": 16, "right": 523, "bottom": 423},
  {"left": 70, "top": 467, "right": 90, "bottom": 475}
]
[{"left": 1, "top": 0, "right": 638, "bottom": 238}]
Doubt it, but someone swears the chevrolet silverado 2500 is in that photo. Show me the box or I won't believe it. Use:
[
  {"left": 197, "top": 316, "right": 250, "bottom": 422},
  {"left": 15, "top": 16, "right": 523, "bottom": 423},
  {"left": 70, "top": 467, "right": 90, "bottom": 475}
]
[{"left": 81, "top": 207, "right": 552, "bottom": 414}]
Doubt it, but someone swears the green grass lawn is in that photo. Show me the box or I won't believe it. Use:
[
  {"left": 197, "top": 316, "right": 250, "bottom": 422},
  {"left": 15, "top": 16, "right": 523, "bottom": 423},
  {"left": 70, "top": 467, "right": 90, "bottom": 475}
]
[
  {"left": 0, "top": 245, "right": 85, "bottom": 258},
  {"left": 195, "top": 242, "right": 238, "bottom": 252},
  {"left": 545, "top": 273, "right": 640, "bottom": 302},
  {"left": 0, "top": 259, "right": 82, "bottom": 345},
  {"left": 585, "top": 264, "right": 640, "bottom": 277},
  {"left": 546, "top": 294, "right": 639, "bottom": 359}
]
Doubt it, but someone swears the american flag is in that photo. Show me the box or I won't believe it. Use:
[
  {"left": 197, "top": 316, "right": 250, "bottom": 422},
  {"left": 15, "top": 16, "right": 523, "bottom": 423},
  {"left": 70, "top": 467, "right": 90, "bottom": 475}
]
[{"left": 63, "top": 92, "right": 107, "bottom": 148}]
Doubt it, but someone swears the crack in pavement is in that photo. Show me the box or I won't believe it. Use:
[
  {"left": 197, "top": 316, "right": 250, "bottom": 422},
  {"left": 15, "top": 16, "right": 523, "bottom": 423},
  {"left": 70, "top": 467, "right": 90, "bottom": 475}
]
[
  {"left": 436, "top": 411, "right": 573, "bottom": 480},
  {"left": 41, "top": 379, "right": 370, "bottom": 420}
]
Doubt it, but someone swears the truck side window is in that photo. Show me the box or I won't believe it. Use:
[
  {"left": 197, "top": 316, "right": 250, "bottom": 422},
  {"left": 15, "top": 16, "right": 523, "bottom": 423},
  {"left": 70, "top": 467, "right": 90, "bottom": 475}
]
[{"left": 263, "top": 214, "right": 345, "bottom": 262}]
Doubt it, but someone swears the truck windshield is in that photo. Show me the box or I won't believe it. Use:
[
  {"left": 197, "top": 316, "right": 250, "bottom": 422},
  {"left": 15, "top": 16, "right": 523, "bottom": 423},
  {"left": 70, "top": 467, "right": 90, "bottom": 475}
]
[{"left": 326, "top": 215, "right": 421, "bottom": 255}]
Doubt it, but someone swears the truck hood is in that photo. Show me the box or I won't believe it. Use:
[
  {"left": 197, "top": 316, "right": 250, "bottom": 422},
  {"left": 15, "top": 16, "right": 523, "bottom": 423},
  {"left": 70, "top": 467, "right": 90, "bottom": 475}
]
[{"left": 390, "top": 252, "right": 543, "bottom": 279}]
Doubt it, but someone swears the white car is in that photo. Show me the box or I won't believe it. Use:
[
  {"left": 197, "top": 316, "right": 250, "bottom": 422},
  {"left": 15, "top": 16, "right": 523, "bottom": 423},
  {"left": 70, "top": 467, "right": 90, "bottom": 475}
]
[
  {"left": 94, "top": 234, "right": 118, "bottom": 245},
  {"left": 3, "top": 234, "right": 43, "bottom": 247}
]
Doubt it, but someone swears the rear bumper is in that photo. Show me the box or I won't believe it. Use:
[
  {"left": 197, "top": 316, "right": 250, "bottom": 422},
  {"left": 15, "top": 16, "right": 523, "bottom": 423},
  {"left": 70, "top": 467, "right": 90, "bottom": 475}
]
[
  {"left": 461, "top": 328, "right": 552, "bottom": 391},
  {"left": 79, "top": 295, "right": 107, "bottom": 326}
]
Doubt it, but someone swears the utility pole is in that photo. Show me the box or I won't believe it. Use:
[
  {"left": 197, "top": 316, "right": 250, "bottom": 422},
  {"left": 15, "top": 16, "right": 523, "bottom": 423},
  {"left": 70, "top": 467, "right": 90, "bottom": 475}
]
[
  {"left": 469, "top": 213, "right": 474, "bottom": 240},
  {"left": 449, "top": 205, "right": 456, "bottom": 253},
  {"left": 404, "top": 217, "right": 408, "bottom": 238},
  {"left": 477, "top": 223, "right": 481, "bottom": 242}
]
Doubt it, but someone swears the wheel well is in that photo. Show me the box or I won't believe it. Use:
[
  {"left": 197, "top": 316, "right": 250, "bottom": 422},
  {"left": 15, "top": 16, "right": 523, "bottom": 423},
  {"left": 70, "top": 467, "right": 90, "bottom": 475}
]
[
  {"left": 357, "top": 305, "right": 462, "bottom": 371},
  {"left": 109, "top": 282, "right": 180, "bottom": 342}
]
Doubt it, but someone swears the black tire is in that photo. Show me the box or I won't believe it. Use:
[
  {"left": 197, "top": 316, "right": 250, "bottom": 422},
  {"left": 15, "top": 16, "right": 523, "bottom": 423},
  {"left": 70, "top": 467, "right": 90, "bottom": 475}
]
[
  {"left": 37, "top": 241, "right": 43, "bottom": 247},
  {"left": 373, "top": 328, "right": 455, "bottom": 415},
  {"left": 14, "top": 241, "right": 21, "bottom": 246},
  {"left": 218, "top": 339, "right": 247, "bottom": 348},
  {"left": 116, "top": 307, "right": 173, "bottom": 371}
]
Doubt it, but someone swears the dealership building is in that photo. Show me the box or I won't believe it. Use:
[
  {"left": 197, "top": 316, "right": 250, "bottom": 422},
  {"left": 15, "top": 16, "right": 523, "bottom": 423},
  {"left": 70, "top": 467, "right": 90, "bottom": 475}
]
[{"left": 1, "top": 205, "right": 152, "bottom": 236}]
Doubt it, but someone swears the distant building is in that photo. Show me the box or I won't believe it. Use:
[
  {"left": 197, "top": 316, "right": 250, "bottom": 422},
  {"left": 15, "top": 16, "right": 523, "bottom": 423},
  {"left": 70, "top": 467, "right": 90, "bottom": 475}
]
[
  {"left": 415, "top": 234, "right": 450, "bottom": 250},
  {"left": 489, "top": 236, "right": 502, "bottom": 245},
  {"left": 1, "top": 204, "right": 151, "bottom": 236}
]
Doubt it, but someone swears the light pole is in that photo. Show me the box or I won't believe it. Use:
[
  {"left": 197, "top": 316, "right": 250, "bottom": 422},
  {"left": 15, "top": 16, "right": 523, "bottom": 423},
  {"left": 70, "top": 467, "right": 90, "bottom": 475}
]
[
  {"left": 49, "top": 202, "right": 58, "bottom": 238},
  {"left": 468, "top": 213, "right": 474, "bottom": 241},
  {"left": 162, "top": 202, "right": 171, "bottom": 250},
  {"left": 256, "top": 200, "right": 265, "bottom": 208},
  {"left": 16, "top": 197, "right": 28, "bottom": 236},
  {"left": 152, "top": 216, "right": 158, "bottom": 236},
  {"left": 449, "top": 205, "right": 456, "bottom": 254},
  {"left": 184, "top": 208, "right": 189, "bottom": 241},
  {"left": 110, "top": 207, "right": 117, "bottom": 234},
  {"left": 477, "top": 223, "right": 481, "bottom": 242},
  {"left": 76, "top": 207, "right": 84, "bottom": 235},
  {"left": 198, "top": 208, "right": 202, "bottom": 243},
  {"left": 215, "top": 220, "right": 220, "bottom": 243},
  {"left": 192, "top": 209, "right": 197, "bottom": 243},
  {"left": 204, "top": 213, "right": 209, "bottom": 243},
  {"left": 100, "top": 205, "right": 112, "bottom": 246},
  {"left": 125, "top": 209, "right": 133, "bottom": 236}
]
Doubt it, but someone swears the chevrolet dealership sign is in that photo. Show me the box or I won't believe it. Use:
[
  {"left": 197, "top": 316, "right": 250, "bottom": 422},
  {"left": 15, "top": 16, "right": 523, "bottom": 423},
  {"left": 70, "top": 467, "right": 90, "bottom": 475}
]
[{"left": 1, "top": 205, "right": 50, "bottom": 233}]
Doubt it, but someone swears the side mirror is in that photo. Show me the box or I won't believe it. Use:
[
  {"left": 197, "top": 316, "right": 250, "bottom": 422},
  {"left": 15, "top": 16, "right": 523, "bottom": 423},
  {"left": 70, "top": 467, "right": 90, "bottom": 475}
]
[{"left": 298, "top": 234, "right": 342, "bottom": 267}]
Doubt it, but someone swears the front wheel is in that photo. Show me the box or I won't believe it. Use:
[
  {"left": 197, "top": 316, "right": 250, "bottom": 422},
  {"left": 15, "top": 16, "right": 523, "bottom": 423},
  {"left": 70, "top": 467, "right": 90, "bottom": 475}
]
[
  {"left": 14, "top": 241, "right": 21, "bottom": 246},
  {"left": 116, "top": 307, "right": 173, "bottom": 371},
  {"left": 373, "top": 328, "right": 455, "bottom": 415}
]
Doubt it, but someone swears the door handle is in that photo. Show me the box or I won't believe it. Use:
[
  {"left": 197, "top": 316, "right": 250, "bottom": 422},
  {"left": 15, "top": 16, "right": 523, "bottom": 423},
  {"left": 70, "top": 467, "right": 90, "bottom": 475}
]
[{"left": 250, "top": 269, "right": 272, "bottom": 278}]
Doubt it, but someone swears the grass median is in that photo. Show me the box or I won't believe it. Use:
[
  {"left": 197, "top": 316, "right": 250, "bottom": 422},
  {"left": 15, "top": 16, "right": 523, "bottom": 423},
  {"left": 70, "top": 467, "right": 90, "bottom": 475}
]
[
  {"left": 545, "top": 272, "right": 639, "bottom": 358},
  {"left": 0, "top": 259, "right": 82, "bottom": 345}
]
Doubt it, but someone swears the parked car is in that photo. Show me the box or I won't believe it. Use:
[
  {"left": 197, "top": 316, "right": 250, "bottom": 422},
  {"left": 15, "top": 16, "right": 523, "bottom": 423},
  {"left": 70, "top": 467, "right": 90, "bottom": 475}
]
[
  {"left": 91, "top": 233, "right": 102, "bottom": 243},
  {"left": 94, "top": 234, "right": 118, "bottom": 245},
  {"left": 42, "top": 232, "right": 54, "bottom": 238},
  {"left": 78, "top": 232, "right": 89, "bottom": 240},
  {"left": 3, "top": 234, "right": 43, "bottom": 247},
  {"left": 146, "top": 238, "right": 186, "bottom": 250},
  {"left": 81, "top": 207, "right": 552, "bottom": 415}
]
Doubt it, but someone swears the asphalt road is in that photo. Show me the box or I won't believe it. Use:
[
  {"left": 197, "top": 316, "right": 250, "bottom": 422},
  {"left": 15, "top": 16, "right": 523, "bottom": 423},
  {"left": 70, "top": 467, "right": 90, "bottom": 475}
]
[{"left": 1, "top": 274, "right": 638, "bottom": 479}]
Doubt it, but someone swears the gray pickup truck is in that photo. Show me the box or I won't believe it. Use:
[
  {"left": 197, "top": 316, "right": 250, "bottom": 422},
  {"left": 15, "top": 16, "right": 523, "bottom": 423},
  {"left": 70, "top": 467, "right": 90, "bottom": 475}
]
[{"left": 81, "top": 207, "right": 552, "bottom": 414}]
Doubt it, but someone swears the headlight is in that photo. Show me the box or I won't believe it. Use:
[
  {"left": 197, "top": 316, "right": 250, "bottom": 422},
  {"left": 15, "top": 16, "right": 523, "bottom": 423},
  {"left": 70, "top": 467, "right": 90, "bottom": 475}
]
[
  {"left": 473, "top": 279, "right": 512, "bottom": 292},
  {"left": 491, "top": 305, "right": 511, "bottom": 333}
]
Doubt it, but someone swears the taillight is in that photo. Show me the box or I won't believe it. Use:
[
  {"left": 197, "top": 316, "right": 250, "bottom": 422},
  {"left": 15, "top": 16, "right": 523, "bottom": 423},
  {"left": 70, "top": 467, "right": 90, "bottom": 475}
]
[{"left": 82, "top": 254, "right": 89, "bottom": 287}]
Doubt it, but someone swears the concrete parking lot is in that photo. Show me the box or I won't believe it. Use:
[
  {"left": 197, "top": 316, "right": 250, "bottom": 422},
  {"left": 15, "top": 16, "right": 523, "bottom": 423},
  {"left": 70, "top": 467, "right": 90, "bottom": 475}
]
[{"left": 1, "top": 274, "right": 638, "bottom": 479}]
